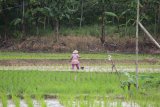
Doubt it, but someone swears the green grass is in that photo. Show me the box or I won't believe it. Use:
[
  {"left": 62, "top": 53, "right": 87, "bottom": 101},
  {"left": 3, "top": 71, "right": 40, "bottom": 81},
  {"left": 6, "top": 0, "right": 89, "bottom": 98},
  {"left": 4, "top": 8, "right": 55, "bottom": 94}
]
[
  {"left": 27, "top": 24, "right": 154, "bottom": 38},
  {"left": 60, "top": 24, "right": 136, "bottom": 37},
  {"left": 60, "top": 25, "right": 100, "bottom": 36},
  {"left": 0, "top": 52, "right": 159, "bottom": 60}
]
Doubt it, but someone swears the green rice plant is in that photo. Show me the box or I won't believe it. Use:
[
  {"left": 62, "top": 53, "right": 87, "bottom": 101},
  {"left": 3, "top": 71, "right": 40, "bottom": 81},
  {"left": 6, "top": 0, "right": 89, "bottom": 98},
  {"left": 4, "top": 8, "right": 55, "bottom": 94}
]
[
  {"left": 38, "top": 96, "right": 47, "bottom": 107},
  {"left": 67, "top": 95, "right": 75, "bottom": 107},
  {"left": 0, "top": 94, "right": 7, "bottom": 107},
  {"left": 78, "top": 95, "right": 86, "bottom": 107},
  {"left": 24, "top": 94, "right": 33, "bottom": 107},
  {"left": 0, "top": 70, "right": 160, "bottom": 107},
  {"left": 140, "top": 75, "right": 160, "bottom": 89},
  {"left": 12, "top": 94, "right": 20, "bottom": 107},
  {"left": 135, "top": 93, "right": 160, "bottom": 107},
  {"left": 117, "top": 101, "right": 122, "bottom": 107},
  {"left": 36, "top": 95, "right": 47, "bottom": 107},
  {"left": 58, "top": 94, "right": 67, "bottom": 107}
]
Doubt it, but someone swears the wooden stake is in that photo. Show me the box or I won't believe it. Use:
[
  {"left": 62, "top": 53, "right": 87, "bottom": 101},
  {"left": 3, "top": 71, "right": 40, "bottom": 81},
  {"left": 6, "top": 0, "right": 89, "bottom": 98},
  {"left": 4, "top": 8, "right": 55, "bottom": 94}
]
[{"left": 139, "top": 22, "right": 160, "bottom": 48}]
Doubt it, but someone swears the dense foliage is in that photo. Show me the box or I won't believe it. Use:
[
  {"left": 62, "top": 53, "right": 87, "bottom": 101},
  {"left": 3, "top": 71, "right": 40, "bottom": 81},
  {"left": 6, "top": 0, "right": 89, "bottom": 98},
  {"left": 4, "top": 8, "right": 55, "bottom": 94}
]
[{"left": 0, "top": 0, "right": 160, "bottom": 40}]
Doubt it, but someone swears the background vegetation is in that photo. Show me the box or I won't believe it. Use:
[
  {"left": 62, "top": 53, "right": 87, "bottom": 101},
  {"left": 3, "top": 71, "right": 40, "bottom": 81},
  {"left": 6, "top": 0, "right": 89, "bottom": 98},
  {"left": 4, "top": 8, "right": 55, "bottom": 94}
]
[{"left": 0, "top": 0, "right": 160, "bottom": 43}]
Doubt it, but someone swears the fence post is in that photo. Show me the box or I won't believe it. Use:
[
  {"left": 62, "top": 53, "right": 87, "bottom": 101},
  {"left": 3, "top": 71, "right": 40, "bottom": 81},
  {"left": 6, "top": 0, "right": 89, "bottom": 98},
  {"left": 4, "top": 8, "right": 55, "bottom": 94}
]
[{"left": 135, "top": 0, "right": 140, "bottom": 89}]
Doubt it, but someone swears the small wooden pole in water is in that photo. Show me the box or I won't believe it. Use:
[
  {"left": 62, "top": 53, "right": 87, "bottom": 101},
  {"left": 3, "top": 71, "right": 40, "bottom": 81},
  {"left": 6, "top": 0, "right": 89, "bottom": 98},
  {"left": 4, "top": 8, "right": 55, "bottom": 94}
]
[{"left": 135, "top": 0, "right": 140, "bottom": 89}]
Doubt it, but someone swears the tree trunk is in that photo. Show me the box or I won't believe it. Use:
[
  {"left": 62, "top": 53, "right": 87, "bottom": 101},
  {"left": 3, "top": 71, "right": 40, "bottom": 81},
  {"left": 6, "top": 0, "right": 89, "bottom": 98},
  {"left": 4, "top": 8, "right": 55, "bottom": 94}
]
[
  {"left": 158, "top": 4, "right": 160, "bottom": 33},
  {"left": 154, "top": 9, "right": 157, "bottom": 36},
  {"left": 100, "top": 12, "right": 105, "bottom": 44},
  {"left": 44, "top": 17, "right": 46, "bottom": 30},
  {"left": 55, "top": 19, "right": 59, "bottom": 42},
  {"left": 125, "top": 15, "right": 128, "bottom": 36},
  {"left": 50, "top": 19, "right": 55, "bottom": 30},
  {"left": 36, "top": 23, "right": 39, "bottom": 35},
  {"left": 3, "top": 14, "right": 7, "bottom": 41},
  {"left": 80, "top": 0, "right": 84, "bottom": 28},
  {"left": 22, "top": 0, "right": 25, "bottom": 37},
  {"left": 117, "top": 18, "right": 120, "bottom": 33},
  {"left": 112, "top": 4, "right": 115, "bottom": 24},
  {"left": 2, "top": 0, "right": 8, "bottom": 41},
  {"left": 48, "top": 17, "right": 50, "bottom": 27}
]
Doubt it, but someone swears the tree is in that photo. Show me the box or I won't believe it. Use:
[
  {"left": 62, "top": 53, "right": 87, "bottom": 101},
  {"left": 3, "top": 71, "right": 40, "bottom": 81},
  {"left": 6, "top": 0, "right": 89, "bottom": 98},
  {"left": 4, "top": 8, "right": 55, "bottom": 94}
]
[
  {"left": 79, "top": 0, "right": 84, "bottom": 28},
  {"left": 0, "top": 0, "right": 160, "bottom": 41},
  {"left": 44, "top": 0, "right": 72, "bottom": 42},
  {"left": 157, "top": 2, "right": 160, "bottom": 33},
  {"left": 1, "top": 0, "right": 9, "bottom": 40},
  {"left": 98, "top": 0, "right": 108, "bottom": 44}
]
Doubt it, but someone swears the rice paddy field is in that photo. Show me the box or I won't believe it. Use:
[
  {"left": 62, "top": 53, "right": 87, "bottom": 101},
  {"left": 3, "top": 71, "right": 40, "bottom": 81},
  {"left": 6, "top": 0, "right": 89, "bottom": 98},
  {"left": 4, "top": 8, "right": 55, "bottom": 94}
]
[{"left": 0, "top": 52, "right": 159, "bottom": 107}]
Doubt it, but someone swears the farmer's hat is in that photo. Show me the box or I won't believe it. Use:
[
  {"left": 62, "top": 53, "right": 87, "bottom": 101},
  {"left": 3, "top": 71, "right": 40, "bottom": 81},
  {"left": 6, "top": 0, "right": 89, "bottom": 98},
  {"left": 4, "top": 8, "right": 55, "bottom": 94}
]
[{"left": 73, "top": 50, "right": 78, "bottom": 54}]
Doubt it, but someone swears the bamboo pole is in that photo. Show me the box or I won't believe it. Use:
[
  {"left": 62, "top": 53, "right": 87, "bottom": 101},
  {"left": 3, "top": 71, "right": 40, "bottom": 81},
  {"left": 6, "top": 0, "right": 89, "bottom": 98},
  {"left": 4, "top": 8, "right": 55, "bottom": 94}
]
[
  {"left": 139, "top": 22, "right": 160, "bottom": 48},
  {"left": 135, "top": 0, "right": 140, "bottom": 89}
]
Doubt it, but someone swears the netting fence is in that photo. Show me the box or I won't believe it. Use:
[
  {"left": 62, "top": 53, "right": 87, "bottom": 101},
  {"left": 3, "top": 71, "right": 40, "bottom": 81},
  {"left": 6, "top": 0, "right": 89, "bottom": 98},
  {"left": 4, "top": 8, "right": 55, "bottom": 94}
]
[{"left": 0, "top": 0, "right": 160, "bottom": 107}]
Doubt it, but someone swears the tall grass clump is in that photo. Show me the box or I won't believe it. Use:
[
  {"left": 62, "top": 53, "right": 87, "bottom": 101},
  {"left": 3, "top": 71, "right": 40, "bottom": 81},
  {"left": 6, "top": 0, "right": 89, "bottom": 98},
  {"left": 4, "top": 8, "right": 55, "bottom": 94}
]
[
  {"left": 0, "top": 94, "right": 8, "bottom": 107},
  {"left": 35, "top": 95, "right": 47, "bottom": 107},
  {"left": 12, "top": 95, "right": 20, "bottom": 107},
  {"left": 24, "top": 94, "right": 33, "bottom": 107}
]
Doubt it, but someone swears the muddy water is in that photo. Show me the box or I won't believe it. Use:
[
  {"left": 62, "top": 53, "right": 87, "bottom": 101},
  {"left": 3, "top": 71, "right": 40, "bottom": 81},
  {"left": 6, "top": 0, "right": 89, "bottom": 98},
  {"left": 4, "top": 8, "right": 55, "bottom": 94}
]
[
  {"left": 65, "top": 100, "right": 140, "bottom": 107},
  {"left": 1, "top": 99, "right": 64, "bottom": 107},
  {"left": 7, "top": 100, "right": 15, "bottom": 107},
  {"left": 20, "top": 100, "right": 28, "bottom": 107},
  {"left": 1, "top": 99, "right": 141, "bottom": 107},
  {"left": 45, "top": 99, "right": 64, "bottom": 107},
  {"left": 0, "top": 65, "right": 159, "bottom": 72},
  {"left": 0, "top": 59, "right": 159, "bottom": 72}
]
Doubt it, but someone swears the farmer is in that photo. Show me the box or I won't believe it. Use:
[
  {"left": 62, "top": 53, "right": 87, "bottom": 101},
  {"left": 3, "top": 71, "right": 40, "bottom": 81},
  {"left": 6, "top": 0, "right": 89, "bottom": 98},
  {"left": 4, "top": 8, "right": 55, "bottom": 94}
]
[{"left": 70, "top": 50, "right": 80, "bottom": 70}]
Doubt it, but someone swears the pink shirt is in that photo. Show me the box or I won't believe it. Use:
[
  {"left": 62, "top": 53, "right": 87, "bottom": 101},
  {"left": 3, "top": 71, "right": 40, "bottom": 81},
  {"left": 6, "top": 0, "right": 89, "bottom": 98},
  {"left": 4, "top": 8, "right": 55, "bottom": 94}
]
[{"left": 71, "top": 54, "right": 80, "bottom": 64}]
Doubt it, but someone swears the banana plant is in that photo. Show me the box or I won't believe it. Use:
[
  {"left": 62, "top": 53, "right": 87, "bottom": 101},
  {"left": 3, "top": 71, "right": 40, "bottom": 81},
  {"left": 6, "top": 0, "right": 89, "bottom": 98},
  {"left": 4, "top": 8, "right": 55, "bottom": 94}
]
[
  {"left": 30, "top": 7, "right": 47, "bottom": 35},
  {"left": 105, "top": 9, "right": 131, "bottom": 33},
  {"left": 120, "top": 72, "right": 136, "bottom": 91},
  {"left": 43, "top": 0, "right": 76, "bottom": 42}
]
